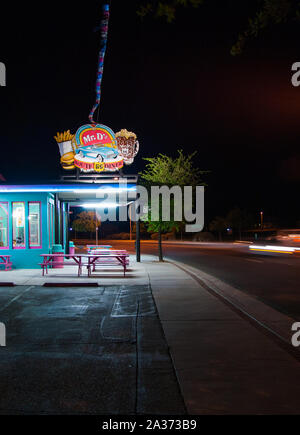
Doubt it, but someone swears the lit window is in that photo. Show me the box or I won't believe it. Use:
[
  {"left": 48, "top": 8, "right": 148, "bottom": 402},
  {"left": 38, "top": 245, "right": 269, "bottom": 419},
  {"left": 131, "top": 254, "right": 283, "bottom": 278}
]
[
  {"left": 0, "top": 202, "right": 8, "bottom": 248},
  {"left": 29, "top": 202, "right": 41, "bottom": 248},
  {"left": 12, "top": 202, "right": 26, "bottom": 248}
]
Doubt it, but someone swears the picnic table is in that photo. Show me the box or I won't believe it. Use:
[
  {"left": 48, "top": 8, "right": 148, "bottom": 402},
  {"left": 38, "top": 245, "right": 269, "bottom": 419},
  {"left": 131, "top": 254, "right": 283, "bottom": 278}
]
[
  {"left": 86, "top": 252, "right": 129, "bottom": 277},
  {"left": 0, "top": 255, "right": 12, "bottom": 271},
  {"left": 86, "top": 245, "right": 112, "bottom": 252},
  {"left": 40, "top": 252, "right": 129, "bottom": 277},
  {"left": 40, "top": 254, "right": 87, "bottom": 277}
]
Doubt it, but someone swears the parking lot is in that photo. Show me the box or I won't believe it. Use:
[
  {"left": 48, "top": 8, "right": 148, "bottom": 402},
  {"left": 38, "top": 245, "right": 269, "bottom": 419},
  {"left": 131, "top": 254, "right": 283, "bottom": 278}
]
[{"left": 0, "top": 284, "right": 185, "bottom": 415}]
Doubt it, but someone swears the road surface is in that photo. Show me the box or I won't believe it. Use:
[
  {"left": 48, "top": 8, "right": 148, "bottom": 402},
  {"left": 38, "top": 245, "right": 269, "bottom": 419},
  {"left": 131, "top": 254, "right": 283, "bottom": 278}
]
[{"left": 111, "top": 241, "right": 300, "bottom": 319}]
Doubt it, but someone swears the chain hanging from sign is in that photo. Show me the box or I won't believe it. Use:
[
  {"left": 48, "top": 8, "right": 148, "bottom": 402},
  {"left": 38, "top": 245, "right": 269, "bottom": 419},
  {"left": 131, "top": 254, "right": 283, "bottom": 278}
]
[
  {"left": 89, "top": 2, "right": 110, "bottom": 124},
  {"left": 53, "top": 2, "right": 140, "bottom": 174}
]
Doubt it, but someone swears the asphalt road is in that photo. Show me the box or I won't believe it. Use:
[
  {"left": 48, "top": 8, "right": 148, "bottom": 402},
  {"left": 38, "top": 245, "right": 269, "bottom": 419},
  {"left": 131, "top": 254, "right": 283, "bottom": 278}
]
[{"left": 116, "top": 241, "right": 300, "bottom": 319}]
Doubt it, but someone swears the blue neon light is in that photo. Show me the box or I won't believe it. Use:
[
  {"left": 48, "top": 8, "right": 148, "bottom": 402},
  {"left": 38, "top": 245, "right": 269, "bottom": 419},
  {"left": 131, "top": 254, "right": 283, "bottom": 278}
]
[{"left": 0, "top": 184, "right": 137, "bottom": 193}]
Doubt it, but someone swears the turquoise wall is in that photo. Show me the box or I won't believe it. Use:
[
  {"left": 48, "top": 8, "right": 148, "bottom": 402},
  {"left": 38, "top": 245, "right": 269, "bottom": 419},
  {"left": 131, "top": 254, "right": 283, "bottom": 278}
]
[{"left": 0, "top": 192, "right": 56, "bottom": 269}]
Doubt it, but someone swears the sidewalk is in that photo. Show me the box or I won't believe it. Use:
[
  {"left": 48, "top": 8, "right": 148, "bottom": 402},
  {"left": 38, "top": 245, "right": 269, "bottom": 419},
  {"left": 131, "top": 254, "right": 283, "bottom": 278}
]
[
  {"left": 1, "top": 255, "right": 300, "bottom": 414},
  {"left": 144, "top": 259, "right": 300, "bottom": 414},
  {"left": 0, "top": 255, "right": 147, "bottom": 286}
]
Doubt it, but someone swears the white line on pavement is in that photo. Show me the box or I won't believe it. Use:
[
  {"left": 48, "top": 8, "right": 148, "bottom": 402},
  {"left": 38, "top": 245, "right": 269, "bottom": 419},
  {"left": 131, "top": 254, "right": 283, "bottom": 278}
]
[{"left": 0, "top": 286, "right": 35, "bottom": 312}]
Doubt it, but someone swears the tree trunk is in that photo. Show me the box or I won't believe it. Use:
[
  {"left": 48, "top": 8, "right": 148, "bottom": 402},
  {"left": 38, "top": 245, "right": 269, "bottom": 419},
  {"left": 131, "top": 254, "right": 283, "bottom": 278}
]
[{"left": 158, "top": 227, "right": 163, "bottom": 262}]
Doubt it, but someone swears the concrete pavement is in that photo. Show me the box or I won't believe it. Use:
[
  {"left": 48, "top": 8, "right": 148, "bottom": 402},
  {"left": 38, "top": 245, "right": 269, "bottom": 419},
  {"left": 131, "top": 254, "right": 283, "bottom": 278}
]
[
  {"left": 1, "top": 255, "right": 300, "bottom": 414},
  {"left": 0, "top": 282, "right": 185, "bottom": 414},
  {"left": 144, "top": 259, "right": 300, "bottom": 414}
]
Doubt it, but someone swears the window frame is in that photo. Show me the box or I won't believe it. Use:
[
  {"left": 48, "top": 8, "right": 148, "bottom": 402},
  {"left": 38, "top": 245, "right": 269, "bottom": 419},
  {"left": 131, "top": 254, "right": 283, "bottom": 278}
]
[
  {"left": 28, "top": 201, "right": 42, "bottom": 249},
  {"left": 0, "top": 202, "right": 9, "bottom": 249},
  {"left": 12, "top": 201, "right": 26, "bottom": 250}
]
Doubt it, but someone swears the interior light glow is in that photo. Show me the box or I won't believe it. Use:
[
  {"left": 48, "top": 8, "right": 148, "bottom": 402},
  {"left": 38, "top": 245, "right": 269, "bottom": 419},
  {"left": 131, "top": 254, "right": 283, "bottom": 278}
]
[
  {"left": 73, "top": 188, "right": 135, "bottom": 193},
  {"left": 81, "top": 203, "right": 120, "bottom": 208}
]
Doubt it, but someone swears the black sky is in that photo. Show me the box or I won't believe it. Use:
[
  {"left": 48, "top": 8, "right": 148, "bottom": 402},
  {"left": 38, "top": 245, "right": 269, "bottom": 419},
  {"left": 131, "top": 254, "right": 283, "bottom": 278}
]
[{"left": 1, "top": 1, "right": 300, "bottom": 226}]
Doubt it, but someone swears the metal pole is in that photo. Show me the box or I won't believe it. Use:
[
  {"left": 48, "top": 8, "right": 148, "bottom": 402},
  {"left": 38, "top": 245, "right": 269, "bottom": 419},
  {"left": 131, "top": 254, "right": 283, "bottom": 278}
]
[
  {"left": 136, "top": 218, "right": 141, "bottom": 262},
  {"left": 129, "top": 203, "right": 132, "bottom": 241},
  {"left": 95, "top": 209, "right": 98, "bottom": 246},
  {"left": 54, "top": 194, "right": 60, "bottom": 245},
  {"left": 66, "top": 203, "right": 70, "bottom": 255},
  {"left": 260, "top": 211, "right": 264, "bottom": 229},
  {"left": 60, "top": 203, "right": 64, "bottom": 247}
]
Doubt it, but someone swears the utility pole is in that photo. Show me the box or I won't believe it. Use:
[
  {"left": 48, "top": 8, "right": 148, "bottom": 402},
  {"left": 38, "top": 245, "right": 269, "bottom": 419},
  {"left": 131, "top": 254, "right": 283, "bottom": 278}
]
[
  {"left": 95, "top": 209, "right": 98, "bottom": 246},
  {"left": 129, "top": 203, "right": 132, "bottom": 241},
  {"left": 260, "top": 211, "right": 264, "bottom": 230}
]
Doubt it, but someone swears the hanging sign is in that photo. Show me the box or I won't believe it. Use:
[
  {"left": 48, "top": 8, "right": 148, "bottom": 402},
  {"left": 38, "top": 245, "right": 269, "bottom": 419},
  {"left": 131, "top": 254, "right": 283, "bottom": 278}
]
[
  {"left": 73, "top": 124, "right": 123, "bottom": 173},
  {"left": 54, "top": 131, "right": 76, "bottom": 170},
  {"left": 54, "top": 124, "right": 139, "bottom": 173},
  {"left": 74, "top": 124, "right": 117, "bottom": 149},
  {"left": 116, "top": 129, "right": 139, "bottom": 165}
]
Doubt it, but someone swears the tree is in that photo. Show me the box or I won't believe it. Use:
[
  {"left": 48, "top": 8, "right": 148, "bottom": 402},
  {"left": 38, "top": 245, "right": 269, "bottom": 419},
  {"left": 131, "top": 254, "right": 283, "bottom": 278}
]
[
  {"left": 226, "top": 207, "right": 256, "bottom": 239},
  {"left": 209, "top": 216, "right": 228, "bottom": 241},
  {"left": 137, "top": 0, "right": 204, "bottom": 23},
  {"left": 139, "top": 150, "right": 207, "bottom": 261},
  {"left": 137, "top": 0, "right": 300, "bottom": 55},
  {"left": 230, "top": 0, "right": 298, "bottom": 55},
  {"left": 226, "top": 207, "right": 243, "bottom": 240},
  {"left": 72, "top": 211, "right": 101, "bottom": 240}
]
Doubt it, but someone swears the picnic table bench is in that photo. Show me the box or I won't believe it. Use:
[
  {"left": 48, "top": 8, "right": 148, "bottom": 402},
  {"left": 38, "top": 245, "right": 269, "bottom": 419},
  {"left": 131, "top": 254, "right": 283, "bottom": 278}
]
[{"left": 0, "top": 255, "right": 12, "bottom": 271}]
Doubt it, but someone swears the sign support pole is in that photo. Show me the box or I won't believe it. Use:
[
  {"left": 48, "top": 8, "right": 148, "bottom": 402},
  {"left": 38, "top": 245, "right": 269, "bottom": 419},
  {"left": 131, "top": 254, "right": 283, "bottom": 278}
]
[{"left": 136, "top": 218, "right": 141, "bottom": 263}]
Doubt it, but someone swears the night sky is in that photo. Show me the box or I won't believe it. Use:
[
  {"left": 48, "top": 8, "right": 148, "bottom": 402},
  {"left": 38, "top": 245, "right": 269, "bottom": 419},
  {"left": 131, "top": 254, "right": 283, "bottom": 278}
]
[{"left": 1, "top": 1, "right": 300, "bottom": 226}]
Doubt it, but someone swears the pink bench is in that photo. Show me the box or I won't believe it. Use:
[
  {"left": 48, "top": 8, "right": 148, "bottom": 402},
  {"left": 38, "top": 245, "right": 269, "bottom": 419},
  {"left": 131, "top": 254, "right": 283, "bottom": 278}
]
[
  {"left": 91, "top": 250, "right": 129, "bottom": 268},
  {"left": 87, "top": 253, "right": 130, "bottom": 277},
  {"left": 0, "top": 255, "right": 12, "bottom": 271}
]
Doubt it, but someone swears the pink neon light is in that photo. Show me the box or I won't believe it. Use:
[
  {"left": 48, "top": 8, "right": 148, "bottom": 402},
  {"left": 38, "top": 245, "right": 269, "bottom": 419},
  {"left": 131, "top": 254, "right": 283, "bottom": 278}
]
[
  {"left": 0, "top": 202, "right": 9, "bottom": 250},
  {"left": 12, "top": 201, "right": 26, "bottom": 250},
  {"left": 29, "top": 201, "right": 42, "bottom": 249}
]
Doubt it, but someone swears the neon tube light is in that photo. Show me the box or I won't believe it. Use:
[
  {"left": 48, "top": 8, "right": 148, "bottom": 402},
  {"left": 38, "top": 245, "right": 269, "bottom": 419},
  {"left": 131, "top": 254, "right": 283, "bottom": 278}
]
[{"left": 0, "top": 185, "right": 136, "bottom": 193}]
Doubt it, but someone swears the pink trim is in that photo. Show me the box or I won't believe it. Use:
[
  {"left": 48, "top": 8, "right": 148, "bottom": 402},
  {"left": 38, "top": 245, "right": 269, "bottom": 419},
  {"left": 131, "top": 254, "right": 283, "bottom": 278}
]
[
  {"left": 28, "top": 201, "right": 42, "bottom": 249},
  {"left": 0, "top": 202, "right": 9, "bottom": 250},
  {"left": 12, "top": 201, "right": 26, "bottom": 249}
]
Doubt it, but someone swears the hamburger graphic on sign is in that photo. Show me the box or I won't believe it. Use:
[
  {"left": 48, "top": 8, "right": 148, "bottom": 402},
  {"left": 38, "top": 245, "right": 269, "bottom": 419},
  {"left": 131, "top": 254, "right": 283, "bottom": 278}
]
[{"left": 54, "top": 124, "right": 139, "bottom": 173}]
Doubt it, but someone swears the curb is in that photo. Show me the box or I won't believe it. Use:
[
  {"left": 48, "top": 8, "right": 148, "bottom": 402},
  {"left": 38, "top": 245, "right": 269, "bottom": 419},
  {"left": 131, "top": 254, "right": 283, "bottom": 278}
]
[{"left": 166, "top": 258, "right": 297, "bottom": 348}]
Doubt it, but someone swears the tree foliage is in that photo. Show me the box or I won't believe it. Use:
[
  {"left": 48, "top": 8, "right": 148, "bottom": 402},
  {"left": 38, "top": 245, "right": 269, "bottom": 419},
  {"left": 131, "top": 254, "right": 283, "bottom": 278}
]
[
  {"left": 231, "top": 0, "right": 297, "bottom": 55},
  {"left": 137, "top": 0, "right": 300, "bottom": 55},
  {"left": 137, "top": 0, "right": 204, "bottom": 23},
  {"left": 140, "top": 150, "right": 206, "bottom": 187},
  {"left": 209, "top": 216, "right": 227, "bottom": 240},
  {"left": 209, "top": 207, "right": 255, "bottom": 240},
  {"left": 72, "top": 211, "right": 101, "bottom": 233},
  {"left": 139, "top": 150, "right": 207, "bottom": 260},
  {"left": 140, "top": 150, "right": 206, "bottom": 234}
]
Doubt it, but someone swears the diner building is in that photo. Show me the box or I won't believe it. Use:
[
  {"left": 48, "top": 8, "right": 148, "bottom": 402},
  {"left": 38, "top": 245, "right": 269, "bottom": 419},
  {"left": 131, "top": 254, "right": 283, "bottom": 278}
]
[{"left": 0, "top": 175, "right": 139, "bottom": 269}]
